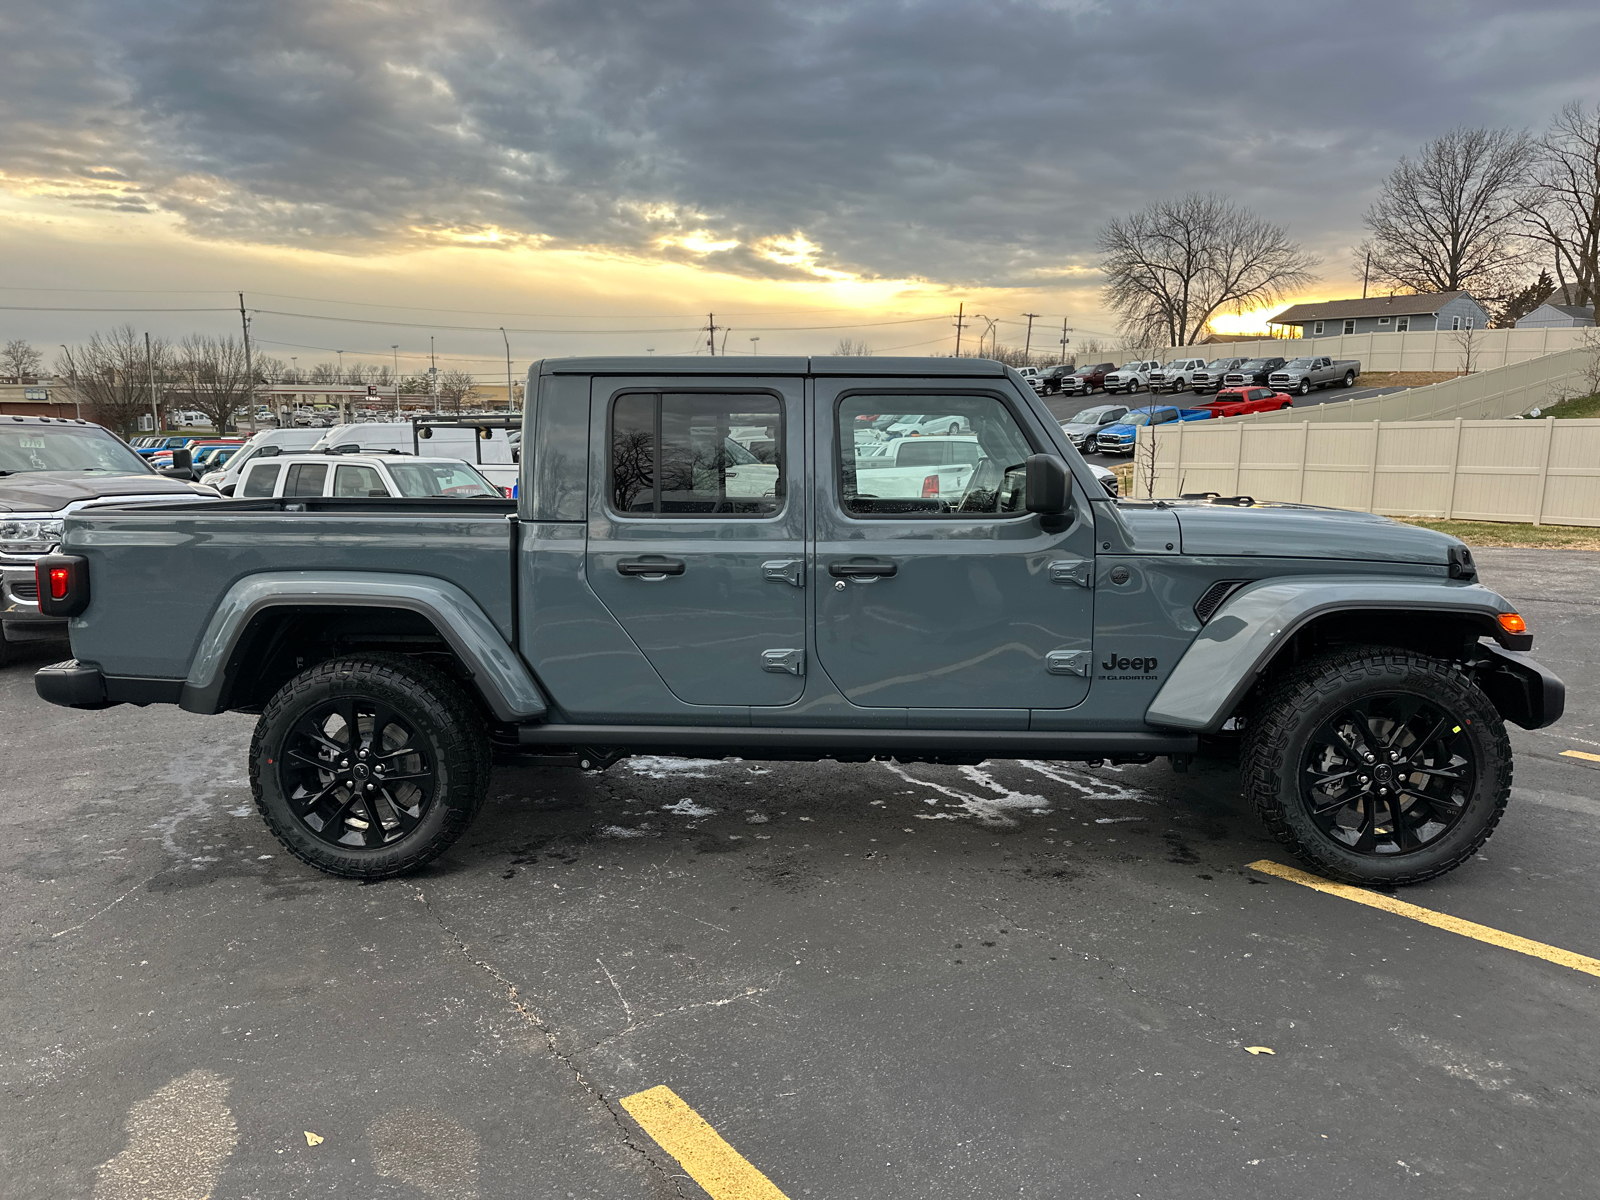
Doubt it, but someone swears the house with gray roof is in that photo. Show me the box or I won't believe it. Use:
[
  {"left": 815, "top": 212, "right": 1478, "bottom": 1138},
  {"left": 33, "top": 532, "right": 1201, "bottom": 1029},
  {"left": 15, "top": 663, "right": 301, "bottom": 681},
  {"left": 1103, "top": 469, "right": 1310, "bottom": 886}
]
[
  {"left": 1515, "top": 285, "right": 1595, "bottom": 328},
  {"left": 1269, "top": 291, "right": 1490, "bottom": 337}
]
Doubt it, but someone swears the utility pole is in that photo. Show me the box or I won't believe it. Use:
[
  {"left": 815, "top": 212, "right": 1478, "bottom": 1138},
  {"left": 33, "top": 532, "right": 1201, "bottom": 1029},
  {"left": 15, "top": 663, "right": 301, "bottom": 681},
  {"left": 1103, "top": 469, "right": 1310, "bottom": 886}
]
[
  {"left": 953, "top": 303, "right": 966, "bottom": 357},
  {"left": 1361, "top": 249, "right": 1372, "bottom": 300},
  {"left": 1021, "top": 312, "right": 1040, "bottom": 361},
  {"left": 60, "top": 345, "right": 80, "bottom": 419},
  {"left": 721, "top": 328, "right": 731, "bottom": 355},
  {"left": 705, "top": 313, "right": 721, "bottom": 355},
  {"left": 145, "top": 331, "right": 159, "bottom": 433},
  {"left": 429, "top": 336, "right": 438, "bottom": 410},
  {"left": 500, "top": 327, "right": 514, "bottom": 414},
  {"left": 392, "top": 345, "right": 400, "bottom": 419},
  {"left": 238, "top": 292, "right": 254, "bottom": 434},
  {"left": 1059, "top": 318, "right": 1071, "bottom": 362}
]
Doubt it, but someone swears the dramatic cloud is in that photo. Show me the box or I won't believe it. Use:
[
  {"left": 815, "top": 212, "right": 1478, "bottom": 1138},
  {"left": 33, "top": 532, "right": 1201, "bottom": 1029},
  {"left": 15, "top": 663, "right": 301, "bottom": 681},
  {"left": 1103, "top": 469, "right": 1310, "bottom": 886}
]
[{"left": 3, "top": 0, "right": 1598, "bottom": 286}]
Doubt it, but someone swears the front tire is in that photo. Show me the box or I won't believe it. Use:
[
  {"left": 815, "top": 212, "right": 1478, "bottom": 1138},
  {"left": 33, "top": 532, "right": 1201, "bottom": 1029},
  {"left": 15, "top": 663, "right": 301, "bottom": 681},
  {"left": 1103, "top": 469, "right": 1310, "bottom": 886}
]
[
  {"left": 1297, "top": 379, "right": 1312, "bottom": 396},
  {"left": 249, "top": 655, "right": 492, "bottom": 879},
  {"left": 1242, "top": 647, "right": 1510, "bottom": 886}
]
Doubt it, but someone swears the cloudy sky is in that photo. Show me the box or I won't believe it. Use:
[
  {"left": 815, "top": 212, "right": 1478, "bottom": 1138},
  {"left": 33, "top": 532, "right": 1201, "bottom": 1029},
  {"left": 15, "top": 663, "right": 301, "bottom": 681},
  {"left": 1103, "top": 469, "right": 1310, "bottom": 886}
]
[{"left": 1, "top": 0, "right": 1597, "bottom": 371}]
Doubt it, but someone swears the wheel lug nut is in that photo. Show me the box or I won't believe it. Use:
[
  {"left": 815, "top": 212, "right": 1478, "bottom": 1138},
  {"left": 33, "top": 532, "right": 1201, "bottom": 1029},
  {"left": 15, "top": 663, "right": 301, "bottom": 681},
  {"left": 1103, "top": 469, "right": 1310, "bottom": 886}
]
[
  {"left": 366, "top": 783, "right": 375, "bottom": 792},
  {"left": 340, "top": 759, "right": 349, "bottom": 768},
  {"left": 359, "top": 749, "right": 368, "bottom": 759},
  {"left": 1359, "top": 775, "right": 1369, "bottom": 784}
]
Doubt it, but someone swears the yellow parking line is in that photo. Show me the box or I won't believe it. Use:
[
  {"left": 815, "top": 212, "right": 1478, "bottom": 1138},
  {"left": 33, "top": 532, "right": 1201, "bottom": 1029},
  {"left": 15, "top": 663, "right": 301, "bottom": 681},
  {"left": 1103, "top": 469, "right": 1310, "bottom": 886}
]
[
  {"left": 1561, "top": 749, "right": 1600, "bottom": 764},
  {"left": 1248, "top": 860, "right": 1600, "bottom": 979},
  {"left": 620, "top": 1085, "right": 790, "bottom": 1200}
]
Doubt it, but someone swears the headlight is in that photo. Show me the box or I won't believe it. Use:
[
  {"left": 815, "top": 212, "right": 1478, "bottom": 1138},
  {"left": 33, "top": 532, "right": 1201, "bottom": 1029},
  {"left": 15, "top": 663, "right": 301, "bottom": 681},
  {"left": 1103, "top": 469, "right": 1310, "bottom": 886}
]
[{"left": 0, "top": 518, "right": 64, "bottom": 555}]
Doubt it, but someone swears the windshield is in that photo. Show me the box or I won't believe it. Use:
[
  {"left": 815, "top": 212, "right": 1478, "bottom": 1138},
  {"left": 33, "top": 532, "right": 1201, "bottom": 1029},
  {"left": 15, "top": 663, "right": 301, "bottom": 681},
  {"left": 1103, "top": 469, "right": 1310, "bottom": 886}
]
[
  {"left": 1205, "top": 359, "right": 1234, "bottom": 370},
  {"left": 1119, "top": 412, "right": 1153, "bottom": 427},
  {"left": 1066, "top": 407, "right": 1112, "bottom": 424},
  {"left": 1237, "top": 361, "right": 1266, "bottom": 371},
  {"left": 1116, "top": 362, "right": 1141, "bottom": 371},
  {"left": 385, "top": 460, "right": 499, "bottom": 498},
  {"left": 1283, "top": 358, "right": 1315, "bottom": 368},
  {"left": 0, "top": 425, "right": 153, "bottom": 476}
]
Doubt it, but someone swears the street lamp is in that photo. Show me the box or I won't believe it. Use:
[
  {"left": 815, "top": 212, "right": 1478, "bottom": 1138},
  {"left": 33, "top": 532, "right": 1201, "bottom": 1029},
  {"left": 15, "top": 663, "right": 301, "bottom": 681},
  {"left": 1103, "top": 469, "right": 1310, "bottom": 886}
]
[
  {"left": 749, "top": 337, "right": 759, "bottom": 354},
  {"left": 59, "top": 345, "right": 79, "bottom": 419}
]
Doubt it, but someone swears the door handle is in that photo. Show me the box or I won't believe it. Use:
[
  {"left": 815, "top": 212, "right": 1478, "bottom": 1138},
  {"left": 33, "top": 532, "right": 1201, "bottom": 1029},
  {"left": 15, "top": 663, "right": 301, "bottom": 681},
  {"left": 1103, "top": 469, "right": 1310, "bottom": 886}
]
[
  {"left": 828, "top": 559, "right": 898, "bottom": 579},
  {"left": 617, "top": 557, "right": 686, "bottom": 577},
  {"left": 762, "top": 559, "right": 804, "bottom": 588}
]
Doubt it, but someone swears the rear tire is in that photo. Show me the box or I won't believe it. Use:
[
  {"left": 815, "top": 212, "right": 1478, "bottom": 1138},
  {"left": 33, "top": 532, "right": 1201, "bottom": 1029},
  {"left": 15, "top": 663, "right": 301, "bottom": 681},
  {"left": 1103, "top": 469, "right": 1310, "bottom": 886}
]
[
  {"left": 1242, "top": 647, "right": 1510, "bottom": 886},
  {"left": 1343, "top": 371, "right": 1356, "bottom": 387},
  {"left": 249, "top": 654, "right": 492, "bottom": 880}
]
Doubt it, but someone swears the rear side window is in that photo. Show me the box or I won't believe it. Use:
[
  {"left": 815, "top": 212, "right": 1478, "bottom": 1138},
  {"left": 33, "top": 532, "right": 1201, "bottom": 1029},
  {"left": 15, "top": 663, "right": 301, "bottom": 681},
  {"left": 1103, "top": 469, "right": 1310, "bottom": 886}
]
[
  {"left": 284, "top": 463, "right": 328, "bottom": 497},
  {"left": 386, "top": 461, "right": 498, "bottom": 497},
  {"left": 334, "top": 464, "right": 388, "bottom": 497},
  {"left": 609, "top": 392, "right": 784, "bottom": 517},
  {"left": 241, "top": 463, "right": 281, "bottom": 497},
  {"left": 838, "top": 394, "right": 1033, "bottom": 518}
]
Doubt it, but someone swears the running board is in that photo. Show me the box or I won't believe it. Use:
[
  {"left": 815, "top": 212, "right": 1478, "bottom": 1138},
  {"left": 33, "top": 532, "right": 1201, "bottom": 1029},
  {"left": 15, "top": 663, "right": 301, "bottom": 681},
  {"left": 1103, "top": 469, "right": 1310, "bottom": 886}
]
[{"left": 515, "top": 723, "right": 1196, "bottom": 761}]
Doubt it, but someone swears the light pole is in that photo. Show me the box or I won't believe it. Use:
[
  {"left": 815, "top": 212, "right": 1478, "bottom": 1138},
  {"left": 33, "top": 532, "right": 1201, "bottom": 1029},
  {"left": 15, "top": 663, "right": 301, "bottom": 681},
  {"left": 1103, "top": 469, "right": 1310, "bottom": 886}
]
[
  {"left": 59, "top": 345, "right": 79, "bottom": 419},
  {"left": 749, "top": 336, "right": 759, "bottom": 354},
  {"left": 392, "top": 345, "right": 401, "bottom": 419},
  {"left": 501, "top": 327, "right": 514, "bottom": 413},
  {"left": 145, "top": 331, "right": 159, "bottom": 433}
]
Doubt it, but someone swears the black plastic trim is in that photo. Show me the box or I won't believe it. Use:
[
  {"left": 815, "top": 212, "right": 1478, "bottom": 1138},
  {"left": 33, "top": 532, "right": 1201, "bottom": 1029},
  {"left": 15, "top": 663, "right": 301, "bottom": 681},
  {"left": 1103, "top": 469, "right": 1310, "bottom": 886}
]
[
  {"left": 1474, "top": 643, "right": 1565, "bottom": 730},
  {"left": 515, "top": 724, "right": 1197, "bottom": 759},
  {"left": 104, "top": 676, "right": 186, "bottom": 706},
  {"left": 34, "top": 660, "right": 108, "bottom": 708}
]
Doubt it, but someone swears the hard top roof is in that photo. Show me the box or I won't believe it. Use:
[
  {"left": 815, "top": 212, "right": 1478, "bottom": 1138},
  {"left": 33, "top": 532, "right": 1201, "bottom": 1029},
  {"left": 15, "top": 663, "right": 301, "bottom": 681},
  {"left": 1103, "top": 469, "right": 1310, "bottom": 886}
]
[{"left": 541, "top": 355, "right": 1008, "bottom": 377}]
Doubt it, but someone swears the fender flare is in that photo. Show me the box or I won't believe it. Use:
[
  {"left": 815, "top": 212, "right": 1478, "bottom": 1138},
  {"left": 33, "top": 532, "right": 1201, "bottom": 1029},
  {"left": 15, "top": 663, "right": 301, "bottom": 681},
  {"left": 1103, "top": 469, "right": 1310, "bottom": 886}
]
[
  {"left": 179, "top": 570, "right": 547, "bottom": 722},
  {"left": 1144, "top": 575, "right": 1535, "bottom": 733}
]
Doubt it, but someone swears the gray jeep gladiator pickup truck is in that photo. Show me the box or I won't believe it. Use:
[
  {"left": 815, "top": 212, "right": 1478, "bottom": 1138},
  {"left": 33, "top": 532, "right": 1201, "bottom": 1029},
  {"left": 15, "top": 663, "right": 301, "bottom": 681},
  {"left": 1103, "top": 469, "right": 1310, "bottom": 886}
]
[{"left": 33, "top": 356, "right": 1562, "bottom": 888}]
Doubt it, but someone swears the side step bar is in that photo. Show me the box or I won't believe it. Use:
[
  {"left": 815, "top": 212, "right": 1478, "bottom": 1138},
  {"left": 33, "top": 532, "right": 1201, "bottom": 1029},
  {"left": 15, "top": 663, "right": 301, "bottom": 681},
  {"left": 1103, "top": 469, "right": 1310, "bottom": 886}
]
[{"left": 516, "top": 723, "right": 1197, "bottom": 760}]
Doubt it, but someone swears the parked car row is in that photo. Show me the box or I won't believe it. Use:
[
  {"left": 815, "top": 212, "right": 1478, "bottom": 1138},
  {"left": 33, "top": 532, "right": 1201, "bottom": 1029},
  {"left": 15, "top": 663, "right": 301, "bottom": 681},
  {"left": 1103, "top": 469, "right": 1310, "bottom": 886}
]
[
  {"left": 1059, "top": 384, "right": 1299, "bottom": 456},
  {"left": 1032, "top": 353, "right": 1364, "bottom": 399}
]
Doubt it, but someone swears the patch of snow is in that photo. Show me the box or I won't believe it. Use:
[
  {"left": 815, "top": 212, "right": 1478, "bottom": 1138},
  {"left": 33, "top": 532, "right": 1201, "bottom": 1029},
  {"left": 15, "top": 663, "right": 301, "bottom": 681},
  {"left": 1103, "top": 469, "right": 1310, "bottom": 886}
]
[
  {"left": 661, "top": 799, "right": 717, "bottom": 818},
  {"left": 881, "top": 763, "right": 1049, "bottom": 828},
  {"left": 629, "top": 756, "right": 724, "bottom": 779},
  {"left": 599, "top": 825, "right": 648, "bottom": 839}
]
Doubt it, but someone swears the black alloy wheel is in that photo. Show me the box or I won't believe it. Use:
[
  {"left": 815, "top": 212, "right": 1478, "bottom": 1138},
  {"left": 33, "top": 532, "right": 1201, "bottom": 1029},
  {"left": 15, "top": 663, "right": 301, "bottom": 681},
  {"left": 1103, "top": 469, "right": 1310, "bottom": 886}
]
[
  {"left": 1297, "top": 694, "right": 1476, "bottom": 858},
  {"left": 1243, "top": 647, "right": 1511, "bottom": 885},
  {"left": 250, "top": 655, "right": 491, "bottom": 879},
  {"left": 279, "top": 697, "right": 436, "bottom": 849}
]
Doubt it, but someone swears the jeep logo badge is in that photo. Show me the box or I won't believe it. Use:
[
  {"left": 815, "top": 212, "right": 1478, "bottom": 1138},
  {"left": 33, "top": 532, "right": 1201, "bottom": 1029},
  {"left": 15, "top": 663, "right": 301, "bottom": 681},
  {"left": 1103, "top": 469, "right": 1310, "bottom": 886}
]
[{"left": 1102, "top": 655, "right": 1158, "bottom": 674}]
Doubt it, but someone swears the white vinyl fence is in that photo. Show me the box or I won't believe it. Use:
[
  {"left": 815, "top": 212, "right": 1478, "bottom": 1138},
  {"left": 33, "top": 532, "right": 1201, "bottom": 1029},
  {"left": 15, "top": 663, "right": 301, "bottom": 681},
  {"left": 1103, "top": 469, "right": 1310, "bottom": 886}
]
[
  {"left": 1135, "top": 418, "right": 1600, "bottom": 527},
  {"left": 1096, "top": 325, "right": 1591, "bottom": 375},
  {"left": 1236, "top": 343, "right": 1599, "bottom": 425}
]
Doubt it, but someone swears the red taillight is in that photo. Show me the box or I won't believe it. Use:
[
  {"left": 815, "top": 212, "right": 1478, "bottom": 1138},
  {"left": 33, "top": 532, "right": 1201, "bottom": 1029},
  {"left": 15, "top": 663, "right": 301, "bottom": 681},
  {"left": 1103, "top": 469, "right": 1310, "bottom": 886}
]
[
  {"left": 49, "top": 567, "right": 70, "bottom": 600},
  {"left": 921, "top": 473, "right": 940, "bottom": 499}
]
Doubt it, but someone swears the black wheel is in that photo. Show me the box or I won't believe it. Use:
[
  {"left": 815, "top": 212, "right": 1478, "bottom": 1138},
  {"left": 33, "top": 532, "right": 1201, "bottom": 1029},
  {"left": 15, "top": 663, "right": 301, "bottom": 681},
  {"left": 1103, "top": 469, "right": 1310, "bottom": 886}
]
[
  {"left": 1297, "top": 379, "right": 1311, "bottom": 396},
  {"left": 1243, "top": 648, "right": 1510, "bottom": 885},
  {"left": 249, "top": 655, "right": 491, "bottom": 879}
]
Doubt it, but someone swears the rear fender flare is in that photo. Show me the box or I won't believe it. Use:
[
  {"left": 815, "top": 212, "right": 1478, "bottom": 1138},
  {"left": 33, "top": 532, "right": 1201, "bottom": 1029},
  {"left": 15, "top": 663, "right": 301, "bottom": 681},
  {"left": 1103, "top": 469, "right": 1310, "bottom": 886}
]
[
  {"left": 1145, "top": 575, "right": 1530, "bottom": 733},
  {"left": 180, "top": 571, "right": 547, "bottom": 721}
]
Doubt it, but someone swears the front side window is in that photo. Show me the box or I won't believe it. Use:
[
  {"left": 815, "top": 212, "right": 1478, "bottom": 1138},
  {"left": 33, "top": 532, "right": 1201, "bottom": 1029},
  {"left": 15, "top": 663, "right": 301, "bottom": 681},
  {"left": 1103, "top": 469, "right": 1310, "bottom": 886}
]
[
  {"left": 241, "top": 462, "right": 281, "bottom": 497},
  {"left": 610, "top": 393, "right": 783, "bottom": 517},
  {"left": 284, "top": 462, "right": 328, "bottom": 497},
  {"left": 334, "top": 464, "right": 387, "bottom": 497},
  {"left": 838, "top": 394, "right": 1033, "bottom": 518},
  {"left": 387, "top": 461, "right": 499, "bottom": 498}
]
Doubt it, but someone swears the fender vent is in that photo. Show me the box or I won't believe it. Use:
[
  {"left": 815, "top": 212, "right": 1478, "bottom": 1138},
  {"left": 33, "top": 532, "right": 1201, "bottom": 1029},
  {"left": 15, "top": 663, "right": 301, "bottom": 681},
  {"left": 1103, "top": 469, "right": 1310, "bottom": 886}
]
[{"left": 1195, "top": 579, "right": 1250, "bottom": 624}]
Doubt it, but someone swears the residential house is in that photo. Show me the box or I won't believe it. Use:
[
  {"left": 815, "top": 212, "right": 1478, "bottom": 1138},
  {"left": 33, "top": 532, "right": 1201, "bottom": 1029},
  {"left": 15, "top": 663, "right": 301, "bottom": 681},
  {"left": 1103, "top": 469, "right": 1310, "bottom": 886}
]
[
  {"left": 1269, "top": 291, "right": 1491, "bottom": 337},
  {"left": 1515, "top": 284, "right": 1595, "bottom": 328}
]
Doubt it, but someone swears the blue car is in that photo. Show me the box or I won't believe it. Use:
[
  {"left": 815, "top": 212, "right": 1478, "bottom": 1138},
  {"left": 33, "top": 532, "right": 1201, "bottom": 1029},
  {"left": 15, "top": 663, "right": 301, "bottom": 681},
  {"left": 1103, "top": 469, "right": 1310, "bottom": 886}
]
[{"left": 1089, "top": 405, "right": 1212, "bottom": 455}]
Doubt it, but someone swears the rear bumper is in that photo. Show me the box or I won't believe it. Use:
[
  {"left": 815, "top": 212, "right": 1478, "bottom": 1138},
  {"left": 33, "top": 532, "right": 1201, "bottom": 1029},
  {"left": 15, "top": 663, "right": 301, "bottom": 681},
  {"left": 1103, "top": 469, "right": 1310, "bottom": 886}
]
[{"left": 35, "top": 661, "right": 185, "bottom": 710}]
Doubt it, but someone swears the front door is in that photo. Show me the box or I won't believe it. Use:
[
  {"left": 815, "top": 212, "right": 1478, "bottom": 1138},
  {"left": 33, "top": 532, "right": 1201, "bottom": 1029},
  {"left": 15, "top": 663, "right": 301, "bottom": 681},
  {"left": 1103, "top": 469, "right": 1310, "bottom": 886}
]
[
  {"left": 813, "top": 381, "right": 1097, "bottom": 710},
  {"left": 586, "top": 379, "right": 807, "bottom": 707}
]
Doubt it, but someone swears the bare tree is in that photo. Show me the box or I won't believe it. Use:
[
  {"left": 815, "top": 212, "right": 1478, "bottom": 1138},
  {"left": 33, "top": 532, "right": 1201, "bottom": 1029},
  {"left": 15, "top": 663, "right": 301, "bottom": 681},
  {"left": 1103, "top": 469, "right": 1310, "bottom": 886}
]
[
  {"left": 1359, "top": 126, "right": 1533, "bottom": 298},
  {"left": 2, "top": 339, "right": 42, "bottom": 381},
  {"left": 834, "top": 337, "right": 872, "bottom": 356},
  {"left": 173, "top": 334, "right": 251, "bottom": 432},
  {"left": 1099, "top": 193, "right": 1317, "bottom": 347},
  {"left": 1452, "top": 323, "right": 1481, "bottom": 375},
  {"left": 1520, "top": 102, "right": 1600, "bottom": 326},
  {"left": 437, "top": 369, "right": 477, "bottom": 414},
  {"left": 55, "top": 326, "right": 169, "bottom": 436}
]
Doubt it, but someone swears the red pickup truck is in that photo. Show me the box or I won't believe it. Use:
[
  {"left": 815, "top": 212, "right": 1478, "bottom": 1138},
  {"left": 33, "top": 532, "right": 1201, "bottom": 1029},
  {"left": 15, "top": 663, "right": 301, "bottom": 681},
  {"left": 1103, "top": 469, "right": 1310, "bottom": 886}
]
[{"left": 1201, "top": 386, "right": 1294, "bottom": 417}]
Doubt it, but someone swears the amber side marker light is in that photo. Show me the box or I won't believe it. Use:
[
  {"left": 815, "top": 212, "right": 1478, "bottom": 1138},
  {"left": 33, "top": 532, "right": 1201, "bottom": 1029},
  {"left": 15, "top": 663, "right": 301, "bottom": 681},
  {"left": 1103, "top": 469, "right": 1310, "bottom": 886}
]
[{"left": 1498, "top": 613, "right": 1527, "bottom": 635}]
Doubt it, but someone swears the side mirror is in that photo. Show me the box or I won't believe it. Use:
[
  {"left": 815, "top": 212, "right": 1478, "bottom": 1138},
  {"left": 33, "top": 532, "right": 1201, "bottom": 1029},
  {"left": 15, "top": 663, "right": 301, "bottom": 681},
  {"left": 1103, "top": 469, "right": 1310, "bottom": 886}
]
[
  {"left": 160, "top": 447, "right": 194, "bottom": 479},
  {"left": 1025, "top": 454, "right": 1071, "bottom": 516}
]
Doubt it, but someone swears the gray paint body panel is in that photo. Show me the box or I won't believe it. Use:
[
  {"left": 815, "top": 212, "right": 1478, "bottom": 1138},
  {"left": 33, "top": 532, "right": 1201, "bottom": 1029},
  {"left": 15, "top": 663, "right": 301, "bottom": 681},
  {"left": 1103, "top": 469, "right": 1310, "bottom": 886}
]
[
  {"left": 1146, "top": 575, "right": 1514, "bottom": 731},
  {"left": 180, "top": 570, "right": 547, "bottom": 721}
]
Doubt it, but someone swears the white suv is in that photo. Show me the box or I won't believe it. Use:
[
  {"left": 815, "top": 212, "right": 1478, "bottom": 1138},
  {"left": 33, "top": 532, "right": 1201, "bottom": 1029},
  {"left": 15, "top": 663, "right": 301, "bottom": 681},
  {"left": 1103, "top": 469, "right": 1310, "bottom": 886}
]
[
  {"left": 1101, "top": 360, "right": 1162, "bottom": 395},
  {"left": 236, "top": 453, "right": 502, "bottom": 500}
]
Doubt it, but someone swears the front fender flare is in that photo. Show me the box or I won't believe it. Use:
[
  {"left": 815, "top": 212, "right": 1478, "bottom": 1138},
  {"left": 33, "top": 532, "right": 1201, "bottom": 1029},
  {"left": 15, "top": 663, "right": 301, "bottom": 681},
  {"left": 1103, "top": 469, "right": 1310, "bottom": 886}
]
[
  {"left": 1145, "top": 575, "right": 1519, "bottom": 733},
  {"left": 179, "top": 571, "right": 547, "bottom": 722}
]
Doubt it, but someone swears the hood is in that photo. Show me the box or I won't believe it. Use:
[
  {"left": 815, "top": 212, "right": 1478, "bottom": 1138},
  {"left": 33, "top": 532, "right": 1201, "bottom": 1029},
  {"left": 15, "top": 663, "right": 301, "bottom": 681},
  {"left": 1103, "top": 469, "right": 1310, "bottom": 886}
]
[
  {"left": 1171, "top": 500, "right": 1461, "bottom": 565},
  {"left": 1059, "top": 421, "right": 1103, "bottom": 435},
  {"left": 0, "top": 471, "right": 214, "bottom": 514}
]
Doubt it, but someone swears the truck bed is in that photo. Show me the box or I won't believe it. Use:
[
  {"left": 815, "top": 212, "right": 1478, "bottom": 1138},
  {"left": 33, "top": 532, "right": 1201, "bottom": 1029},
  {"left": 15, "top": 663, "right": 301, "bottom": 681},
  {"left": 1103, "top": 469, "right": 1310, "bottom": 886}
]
[{"left": 63, "top": 497, "right": 517, "bottom": 681}]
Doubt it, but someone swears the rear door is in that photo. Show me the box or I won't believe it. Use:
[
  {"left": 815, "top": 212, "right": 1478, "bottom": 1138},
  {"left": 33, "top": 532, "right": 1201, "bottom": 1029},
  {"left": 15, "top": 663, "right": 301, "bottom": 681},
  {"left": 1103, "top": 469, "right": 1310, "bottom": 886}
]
[
  {"left": 585, "top": 378, "right": 807, "bottom": 707},
  {"left": 813, "top": 378, "right": 1096, "bottom": 712}
]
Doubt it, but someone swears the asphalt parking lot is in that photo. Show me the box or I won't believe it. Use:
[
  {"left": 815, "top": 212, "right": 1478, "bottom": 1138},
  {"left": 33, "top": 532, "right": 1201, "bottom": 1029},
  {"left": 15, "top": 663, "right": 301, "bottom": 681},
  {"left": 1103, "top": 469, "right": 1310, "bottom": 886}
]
[{"left": 3, "top": 548, "right": 1597, "bottom": 1199}]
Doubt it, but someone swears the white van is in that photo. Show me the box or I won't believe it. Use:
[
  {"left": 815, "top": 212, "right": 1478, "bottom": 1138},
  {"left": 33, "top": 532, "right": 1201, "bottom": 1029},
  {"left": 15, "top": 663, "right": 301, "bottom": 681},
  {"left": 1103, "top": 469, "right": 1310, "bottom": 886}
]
[
  {"left": 204, "top": 427, "right": 329, "bottom": 494},
  {"left": 310, "top": 423, "right": 515, "bottom": 464}
]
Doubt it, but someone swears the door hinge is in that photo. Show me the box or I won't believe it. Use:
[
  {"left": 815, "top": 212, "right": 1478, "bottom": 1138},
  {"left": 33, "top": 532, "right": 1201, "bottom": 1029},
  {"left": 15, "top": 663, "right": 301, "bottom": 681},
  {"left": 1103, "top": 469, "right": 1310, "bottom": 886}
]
[
  {"left": 1045, "top": 649, "right": 1091, "bottom": 677},
  {"left": 762, "top": 558, "right": 804, "bottom": 588},
  {"left": 761, "top": 648, "right": 805, "bottom": 676},
  {"left": 1048, "top": 559, "right": 1093, "bottom": 588}
]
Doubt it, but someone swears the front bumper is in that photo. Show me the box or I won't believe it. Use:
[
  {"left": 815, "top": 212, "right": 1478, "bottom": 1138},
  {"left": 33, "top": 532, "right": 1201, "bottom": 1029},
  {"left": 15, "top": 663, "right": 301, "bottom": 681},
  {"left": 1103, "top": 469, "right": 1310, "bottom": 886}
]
[{"left": 1, "top": 559, "right": 67, "bottom": 641}]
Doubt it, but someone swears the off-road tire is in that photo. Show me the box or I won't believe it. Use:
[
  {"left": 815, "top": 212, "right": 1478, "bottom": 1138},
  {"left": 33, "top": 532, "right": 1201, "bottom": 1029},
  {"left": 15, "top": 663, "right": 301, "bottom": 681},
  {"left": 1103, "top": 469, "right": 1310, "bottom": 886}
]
[
  {"left": 1241, "top": 646, "right": 1511, "bottom": 886},
  {"left": 249, "top": 654, "right": 491, "bottom": 879}
]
